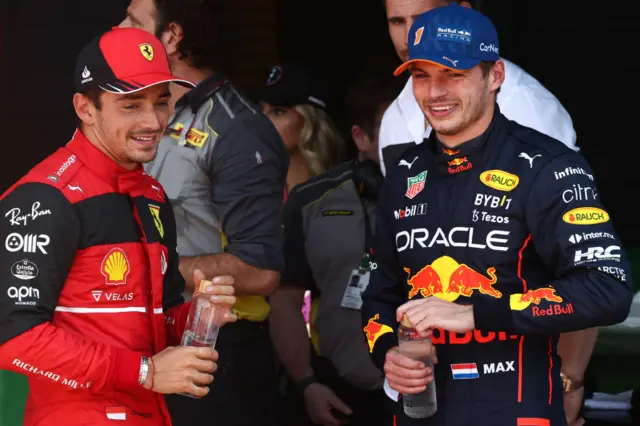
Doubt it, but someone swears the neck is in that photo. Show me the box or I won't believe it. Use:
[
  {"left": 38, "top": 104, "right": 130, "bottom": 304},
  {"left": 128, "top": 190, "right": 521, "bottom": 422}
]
[
  {"left": 168, "top": 60, "right": 215, "bottom": 111},
  {"left": 286, "top": 152, "right": 311, "bottom": 192},
  {"left": 436, "top": 103, "right": 495, "bottom": 148}
]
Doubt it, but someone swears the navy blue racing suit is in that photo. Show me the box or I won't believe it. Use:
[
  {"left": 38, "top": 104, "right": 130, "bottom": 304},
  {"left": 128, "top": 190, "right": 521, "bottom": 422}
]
[{"left": 361, "top": 109, "right": 633, "bottom": 426}]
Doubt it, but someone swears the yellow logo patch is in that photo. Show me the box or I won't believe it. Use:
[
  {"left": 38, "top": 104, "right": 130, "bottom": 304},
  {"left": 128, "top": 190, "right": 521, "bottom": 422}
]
[
  {"left": 149, "top": 204, "right": 164, "bottom": 238},
  {"left": 169, "top": 123, "right": 210, "bottom": 148},
  {"left": 562, "top": 207, "right": 609, "bottom": 225},
  {"left": 139, "top": 43, "right": 154, "bottom": 61},
  {"left": 479, "top": 170, "right": 520, "bottom": 192},
  {"left": 101, "top": 248, "right": 130, "bottom": 285}
]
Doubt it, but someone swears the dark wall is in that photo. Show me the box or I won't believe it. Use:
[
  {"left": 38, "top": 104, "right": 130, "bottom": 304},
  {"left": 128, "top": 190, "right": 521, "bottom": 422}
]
[
  {"left": 277, "top": 0, "right": 398, "bottom": 121},
  {"left": 0, "top": 0, "right": 129, "bottom": 192}
]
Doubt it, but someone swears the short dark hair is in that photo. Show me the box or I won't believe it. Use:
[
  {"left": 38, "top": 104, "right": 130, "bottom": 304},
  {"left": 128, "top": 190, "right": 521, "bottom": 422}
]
[
  {"left": 478, "top": 61, "right": 501, "bottom": 94},
  {"left": 76, "top": 87, "right": 103, "bottom": 129},
  {"left": 344, "top": 65, "right": 405, "bottom": 139},
  {"left": 153, "top": 0, "right": 232, "bottom": 70},
  {"left": 83, "top": 87, "right": 103, "bottom": 110}
]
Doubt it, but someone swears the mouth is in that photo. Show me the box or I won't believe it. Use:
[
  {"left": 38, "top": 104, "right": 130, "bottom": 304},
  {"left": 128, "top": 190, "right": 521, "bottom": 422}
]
[
  {"left": 130, "top": 134, "right": 159, "bottom": 147},
  {"left": 427, "top": 103, "right": 459, "bottom": 119}
]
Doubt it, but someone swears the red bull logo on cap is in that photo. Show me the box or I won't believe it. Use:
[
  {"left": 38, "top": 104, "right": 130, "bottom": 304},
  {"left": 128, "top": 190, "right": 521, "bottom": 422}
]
[{"left": 404, "top": 256, "right": 501, "bottom": 302}]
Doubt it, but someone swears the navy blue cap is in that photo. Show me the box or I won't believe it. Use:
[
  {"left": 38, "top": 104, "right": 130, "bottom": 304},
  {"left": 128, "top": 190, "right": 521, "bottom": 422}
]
[{"left": 394, "top": 4, "right": 500, "bottom": 75}]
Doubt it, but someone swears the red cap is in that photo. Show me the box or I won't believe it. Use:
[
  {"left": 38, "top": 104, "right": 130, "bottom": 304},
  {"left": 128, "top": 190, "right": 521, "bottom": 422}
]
[{"left": 74, "top": 27, "right": 194, "bottom": 94}]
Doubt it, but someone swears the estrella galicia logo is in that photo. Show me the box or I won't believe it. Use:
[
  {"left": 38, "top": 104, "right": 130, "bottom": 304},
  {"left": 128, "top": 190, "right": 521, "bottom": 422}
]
[{"left": 11, "top": 259, "right": 39, "bottom": 280}]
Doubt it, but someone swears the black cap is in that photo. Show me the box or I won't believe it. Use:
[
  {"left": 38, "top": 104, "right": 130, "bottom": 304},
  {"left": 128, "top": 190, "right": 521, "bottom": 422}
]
[{"left": 256, "top": 63, "right": 329, "bottom": 110}]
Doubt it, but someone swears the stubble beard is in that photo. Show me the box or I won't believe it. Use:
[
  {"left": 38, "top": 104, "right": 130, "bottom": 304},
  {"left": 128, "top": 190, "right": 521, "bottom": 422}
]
[{"left": 428, "top": 84, "right": 492, "bottom": 136}]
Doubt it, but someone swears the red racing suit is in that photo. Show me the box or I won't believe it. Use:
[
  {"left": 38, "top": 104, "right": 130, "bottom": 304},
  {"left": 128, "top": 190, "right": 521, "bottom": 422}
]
[{"left": 0, "top": 130, "right": 192, "bottom": 425}]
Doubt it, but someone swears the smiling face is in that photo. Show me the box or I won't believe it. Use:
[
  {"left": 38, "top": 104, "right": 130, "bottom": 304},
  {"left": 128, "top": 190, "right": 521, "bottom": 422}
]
[
  {"left": 410, "top": 60, "right": 504, "bottom": 144},
  {"left": 73, "top": 84, "right": 172, "bottom": 169}
]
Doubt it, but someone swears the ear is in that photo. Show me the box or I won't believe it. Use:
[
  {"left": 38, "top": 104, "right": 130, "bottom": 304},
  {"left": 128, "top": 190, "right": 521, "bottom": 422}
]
[
  {"left": 460, "top": 1, "right": 472, "bottom": 8},
  {"left": 351, "top": 125, "right": 372, "bottom": 154},
  {"left": 73, "top": 93, "right": 97, "bottom": 127},
  {"left": 160, "top": 22, "right": 184, "bottom": 57},
  {"left": 489, "top": 60, "right": 506, "bottom": 92}
]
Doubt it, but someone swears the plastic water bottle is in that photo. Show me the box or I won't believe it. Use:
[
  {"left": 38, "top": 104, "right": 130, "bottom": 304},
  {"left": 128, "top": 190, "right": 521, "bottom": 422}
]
[
  {"left": 397, "top": 317, "right": 437, "bottom": 418},
  {"left": 179, "top": 279, "right": 224, "bottom": 397}
]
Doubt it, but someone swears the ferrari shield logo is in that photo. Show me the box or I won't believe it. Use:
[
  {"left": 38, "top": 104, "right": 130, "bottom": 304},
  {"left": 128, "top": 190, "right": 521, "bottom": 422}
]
[
  {"left": 148, "top": 205, "right": 164, "bottom": 238},
  {"left": 139, "top": 43, "right": 154, "bottom": 61},
  {"left": 406, "top": 171, "right": 427, "bottom": 199}
]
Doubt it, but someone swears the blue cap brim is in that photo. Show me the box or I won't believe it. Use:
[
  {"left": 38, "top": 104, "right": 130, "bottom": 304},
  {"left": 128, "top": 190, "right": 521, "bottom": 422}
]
[{"left": 393, "top": 53, "right": 481, "bottom": 76}]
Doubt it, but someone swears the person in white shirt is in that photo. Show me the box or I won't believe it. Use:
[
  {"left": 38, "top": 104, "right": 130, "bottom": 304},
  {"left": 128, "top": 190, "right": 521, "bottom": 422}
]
[
  {"left": 378, "top": 0, "right": 577, "bottom": 176},
  {"left": 378, "top": 3, "right": 593, "bottom": 426}
]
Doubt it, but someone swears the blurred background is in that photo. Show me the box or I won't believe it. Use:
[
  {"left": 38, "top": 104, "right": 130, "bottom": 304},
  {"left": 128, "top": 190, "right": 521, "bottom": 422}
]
[{"left": 0, "top": 0, "right": 638, "bottom": 425}]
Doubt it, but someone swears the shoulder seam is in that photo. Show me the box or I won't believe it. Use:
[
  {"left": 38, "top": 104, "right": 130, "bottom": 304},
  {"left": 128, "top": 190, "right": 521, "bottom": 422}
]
[{"left": 287, "top": 165, "right": 354, "bottom": 208}]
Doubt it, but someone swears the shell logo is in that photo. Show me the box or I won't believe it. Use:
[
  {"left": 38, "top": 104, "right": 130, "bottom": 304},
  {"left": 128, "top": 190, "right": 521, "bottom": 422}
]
[{"left": 101, "top": 248, "right": 130, "bottom": 285}]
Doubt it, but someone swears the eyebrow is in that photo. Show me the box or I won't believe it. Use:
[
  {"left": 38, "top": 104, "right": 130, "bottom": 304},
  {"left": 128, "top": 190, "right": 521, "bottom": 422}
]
[
  {"left": 118, "top": 93, "right": 146, "bottom": 101},
  {"left": 117, "top": 90, "right": 171, "bottom": 101},
  {"left": 411, "top": 67, "right": 460, "bottom": 75}
]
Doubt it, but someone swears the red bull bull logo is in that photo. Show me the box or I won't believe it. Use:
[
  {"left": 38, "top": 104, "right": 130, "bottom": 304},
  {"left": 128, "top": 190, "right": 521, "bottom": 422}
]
[
  {"left": 517, "top": 288, "right": 563, "bottom": 304},
  {"left": 447, "top": 157, "right": 468, "bottom": 167},
  {"left": 404, "top": 256, "right": 501, "bottom": 302},
  {"left": 510, "top": 287, "right": 571, "bottom": 316},
  {"left": 447, "top": 157, "right": 473, "bottom": 174},
  {"left": 442, "top": 149, "right": 460, "bottom": 156},
  {"left": 363, "top": 314, "right": 394, "bottom": 352}
]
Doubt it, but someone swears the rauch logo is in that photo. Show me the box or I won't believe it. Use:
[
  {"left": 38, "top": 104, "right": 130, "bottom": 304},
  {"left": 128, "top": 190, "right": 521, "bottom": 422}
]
[
  {"left": 562, "top": 207, "right": 609, "bottom": 225},
  {"left": 479, "top": 170, "right": 519, "bottom": 192}
]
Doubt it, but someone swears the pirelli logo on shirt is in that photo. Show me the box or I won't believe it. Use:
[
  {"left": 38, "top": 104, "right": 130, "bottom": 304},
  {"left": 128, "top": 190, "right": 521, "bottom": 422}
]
[{"left": 167, "top": 123, "right": 210, "bottom": 148}]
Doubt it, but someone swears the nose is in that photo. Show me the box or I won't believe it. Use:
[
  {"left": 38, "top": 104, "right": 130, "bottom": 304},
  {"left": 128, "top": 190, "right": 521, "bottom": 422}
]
[
  {"left": 141, "top": 107, "right": 164, "bottom": 132},
  {"left": 403, "top": 23, "right": 411, "bottom": 47},
  {"left": 427, "top": 76, "right": 449, "bottom": 101}
]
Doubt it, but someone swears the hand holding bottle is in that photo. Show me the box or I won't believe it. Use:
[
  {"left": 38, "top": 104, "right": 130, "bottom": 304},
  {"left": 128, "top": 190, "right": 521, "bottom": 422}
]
[{"left": 192, "top": 269, "right": 237, "bottom": 326}]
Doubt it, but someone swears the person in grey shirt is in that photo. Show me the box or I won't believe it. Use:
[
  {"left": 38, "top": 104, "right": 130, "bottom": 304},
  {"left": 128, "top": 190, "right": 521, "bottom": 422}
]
[
  {"left": 120, "top": 0, "right": 288, "bottom": 425},
  {"left": 269, "top": 66, "right": 404, "bottom": 426}
]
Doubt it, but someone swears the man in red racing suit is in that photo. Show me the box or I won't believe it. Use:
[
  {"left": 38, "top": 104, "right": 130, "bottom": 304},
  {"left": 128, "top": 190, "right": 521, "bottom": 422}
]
[{"left": 0, "top": 27, "right": 236, "bottom": 425}]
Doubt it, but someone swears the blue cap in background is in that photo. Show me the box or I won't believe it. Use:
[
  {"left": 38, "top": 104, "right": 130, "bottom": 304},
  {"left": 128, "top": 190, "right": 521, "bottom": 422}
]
[{"left": 394, "top": 4, "right": 500, "bottom": 75}]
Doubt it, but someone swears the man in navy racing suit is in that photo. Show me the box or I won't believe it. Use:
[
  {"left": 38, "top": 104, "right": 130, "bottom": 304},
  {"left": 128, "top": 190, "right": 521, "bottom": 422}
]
[{"left": 361, "top": 5, "right": 633, "bottom": 426}]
